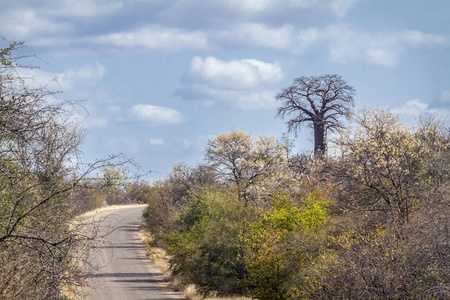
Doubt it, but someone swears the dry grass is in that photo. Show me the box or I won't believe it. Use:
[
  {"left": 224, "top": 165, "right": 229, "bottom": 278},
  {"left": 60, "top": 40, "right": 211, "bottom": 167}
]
[{"left": 138, "top": 229, "right": 174, "bottom": 286}]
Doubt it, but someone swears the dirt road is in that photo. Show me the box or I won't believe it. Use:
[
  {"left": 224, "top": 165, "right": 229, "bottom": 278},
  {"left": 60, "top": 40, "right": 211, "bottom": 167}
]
[{"left": 87, "top": 205, "right": 184, "bottom": 300}]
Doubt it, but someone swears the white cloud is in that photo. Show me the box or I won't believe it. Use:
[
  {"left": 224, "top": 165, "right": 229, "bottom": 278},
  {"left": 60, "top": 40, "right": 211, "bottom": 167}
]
[
  {"left": 322, "top": 25, "right": 402, "bottom": 67},
  {"left": 0, "top": 9, "right": 72, "bottom": 39},
  {"left": 213, "top": 24, "right": 449, "bottom": 67},
  {"left": 161, "top": 0, "right": 359, "bottom": 25},
  {"left": 2, "top": 0, "right": 446, "bottom": 67},
  {"left": 57, "top": 63, "right": 107, "bottom": 91},
  {"left": 207, "top": 24, "right": 444, "bottom": 67},
  {"left": 232, "top": 90, "right": 278, "bottom": 110},
  {"left": 0, "top": 0, "right": 122, "bottom": 43},
  {"left": 214, "top": 23, "right": 294, "bottom": 50},
  {"left": 178, "top": 56, "right": 283, "bottom": 109},
  {"left": 149, "top": 138, "right": 165, "bottom": 146},
  {"left": 181, "top": 84, "right": 278, "bottom": 110},
  {"left": 327, "top": 0, "right": 360, "bottom": 18},
  {"left": 16, "top": 63, "right": 107, "bottom": 96},
  {"left": 298, "top": 25, "right": 450, "bottom": 67},
  {"left": 394, "top": 96, "right": 450, "bottom": 120},
  {"left": 393, "top": 99, "right": 429, "bottom": 116},
  {"left": 15, "top": 68, "right": 58, "bottom": 91},
  {"left": 220, "top": 23, "right": 450, "bottom": 67},
  {"left": 44, "top": 0, "right": 123, "bottom": 17},
  {"left": 127, "top": 104, "right": 185, "bottom": 125},
  {"left": 222, "top": 0, "right": 360, "bottom": 17},
  {"left": 185, "top": 56, "right": 283, "bottom": 90},
  {"left": 90, "top": 26, "right": 211, "bottom": 52},
  {"left": 363, "top": 49, "right": 399, "bottom": 67},
  {"left": 402, "top": 30, "right": 446, "bottom": 47},
  {"left": 294, "top": 27, "right": 322, "bottom": 53}
]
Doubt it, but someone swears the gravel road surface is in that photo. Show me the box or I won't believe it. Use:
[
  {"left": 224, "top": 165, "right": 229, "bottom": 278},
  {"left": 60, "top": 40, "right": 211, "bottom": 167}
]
[{"left": 87, "top": 205, "right": 184, "bottom": 300}]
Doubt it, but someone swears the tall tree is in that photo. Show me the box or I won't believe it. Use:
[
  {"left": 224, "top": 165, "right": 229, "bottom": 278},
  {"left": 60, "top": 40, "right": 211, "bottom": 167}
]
[{"left": 276, "top": 74, "right": 355, "bottom": 158}]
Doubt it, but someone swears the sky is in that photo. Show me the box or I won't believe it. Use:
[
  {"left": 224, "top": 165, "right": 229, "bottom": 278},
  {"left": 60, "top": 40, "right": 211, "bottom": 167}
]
[{"left": 1, "top": 0, "right": 449, "bottom": 181}]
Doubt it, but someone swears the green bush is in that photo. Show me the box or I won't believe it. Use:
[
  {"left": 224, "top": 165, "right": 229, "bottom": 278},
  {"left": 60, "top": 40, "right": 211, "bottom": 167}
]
[
  {"left": 243, "top": 192, "right": 329, "bottom": 299},
  {"left": 164, "top": 188, "right": 259, "bottom": 297}
]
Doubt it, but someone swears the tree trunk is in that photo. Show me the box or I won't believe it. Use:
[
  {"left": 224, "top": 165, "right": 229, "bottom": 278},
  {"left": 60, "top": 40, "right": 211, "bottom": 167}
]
[{"left": 313, "top": 118, "right": 327, "bottom": 158}]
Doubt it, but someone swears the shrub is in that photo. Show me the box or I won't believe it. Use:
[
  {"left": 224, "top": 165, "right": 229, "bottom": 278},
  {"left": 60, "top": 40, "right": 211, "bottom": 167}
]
[
  {"left": 164, "top": 188, "right": 259, "bottom": 297},
  {"left": 244, "top": 192, "right": 329, "bottom": 300}
]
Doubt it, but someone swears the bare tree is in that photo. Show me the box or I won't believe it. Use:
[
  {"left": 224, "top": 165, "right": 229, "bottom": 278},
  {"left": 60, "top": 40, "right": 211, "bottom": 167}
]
[{"left": 276, "top": 74, "right": 355, "bottom": 158}]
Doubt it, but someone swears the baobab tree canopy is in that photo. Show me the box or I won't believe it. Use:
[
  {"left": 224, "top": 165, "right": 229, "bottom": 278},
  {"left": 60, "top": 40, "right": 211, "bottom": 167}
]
[{"left": 276, "top": 74, "right": 355, "bottom": 157}]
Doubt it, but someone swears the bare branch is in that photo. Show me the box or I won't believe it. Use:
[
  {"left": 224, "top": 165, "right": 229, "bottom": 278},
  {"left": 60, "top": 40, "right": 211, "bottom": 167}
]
[{"left": 276, "top": 74, "right": 355, "bottom": 157}]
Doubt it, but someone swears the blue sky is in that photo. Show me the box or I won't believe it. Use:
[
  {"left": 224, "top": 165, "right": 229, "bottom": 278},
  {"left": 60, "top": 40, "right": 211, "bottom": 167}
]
[{"left": 1, "top": 0, "right": 449, "bottom": 181}]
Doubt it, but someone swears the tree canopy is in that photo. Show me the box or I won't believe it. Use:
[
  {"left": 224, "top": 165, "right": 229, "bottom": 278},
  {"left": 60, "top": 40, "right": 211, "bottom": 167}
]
[{"left": 276, "top": 74, "right": 355, "bottom": 157}]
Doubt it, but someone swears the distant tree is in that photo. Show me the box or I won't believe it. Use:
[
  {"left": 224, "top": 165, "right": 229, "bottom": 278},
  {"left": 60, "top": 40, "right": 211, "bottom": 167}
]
[
  {"left": 276, "top": 74, "right": 355, "bottom": 158},
  {"left": 204, "top": 131, "right": 287, "bottom": 205}
]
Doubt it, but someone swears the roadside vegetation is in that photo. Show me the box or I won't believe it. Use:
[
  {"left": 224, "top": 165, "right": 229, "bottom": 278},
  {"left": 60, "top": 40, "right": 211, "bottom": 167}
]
[
  {"left": 0, "top": 39, "right": 142, "bottom": 299},
  {"left": 141, "top": 112, "right": 449, "bottom": 299}
]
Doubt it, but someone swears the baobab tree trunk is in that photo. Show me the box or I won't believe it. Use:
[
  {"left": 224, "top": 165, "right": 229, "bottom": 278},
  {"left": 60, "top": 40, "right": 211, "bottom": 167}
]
[{"left": 313, "top": 119, "right": 327, "bottom": 158}]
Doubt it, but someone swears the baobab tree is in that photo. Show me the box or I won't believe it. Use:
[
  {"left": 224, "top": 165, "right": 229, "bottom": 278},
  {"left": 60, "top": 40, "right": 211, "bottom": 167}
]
[{"left": 276, "top": 74, "right": 355, "bottom": 158}]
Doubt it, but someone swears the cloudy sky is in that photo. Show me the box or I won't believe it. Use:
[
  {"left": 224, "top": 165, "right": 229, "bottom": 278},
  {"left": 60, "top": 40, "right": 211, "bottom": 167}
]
[{"left": 1, "top": 0, "right": 449, "bottom": 180}]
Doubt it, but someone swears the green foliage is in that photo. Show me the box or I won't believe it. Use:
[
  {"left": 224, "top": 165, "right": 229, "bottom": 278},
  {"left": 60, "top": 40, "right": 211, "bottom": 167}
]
[
  {"left": 260, "top": 192, "right": 303, "bottom": 231},
  {"left": 99, "top": 164, "right": 127, "bottom": 188},
  {"left": 299, "top": 191, "right": 329, "bottom": 229},
  {"left": 142, "top": 179, "right": 185, "bottom": 245},
  {"left": 179, "top": 191, "right": 211, "bottom": 229},
  {"left": 127, "top": 182, "right": 153, "bottom": 204},
  {"left": 243, "top": 192, "right": 329, "bottom": 299},
  {"left": 0, "top": 40, "right": 23, "bottom": 66},
  {"left": 243, "top": 193, "right": 300, "bottom": 299},
  {"left": 164, "top": 188, "right": 258, "bottom": 297}
]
